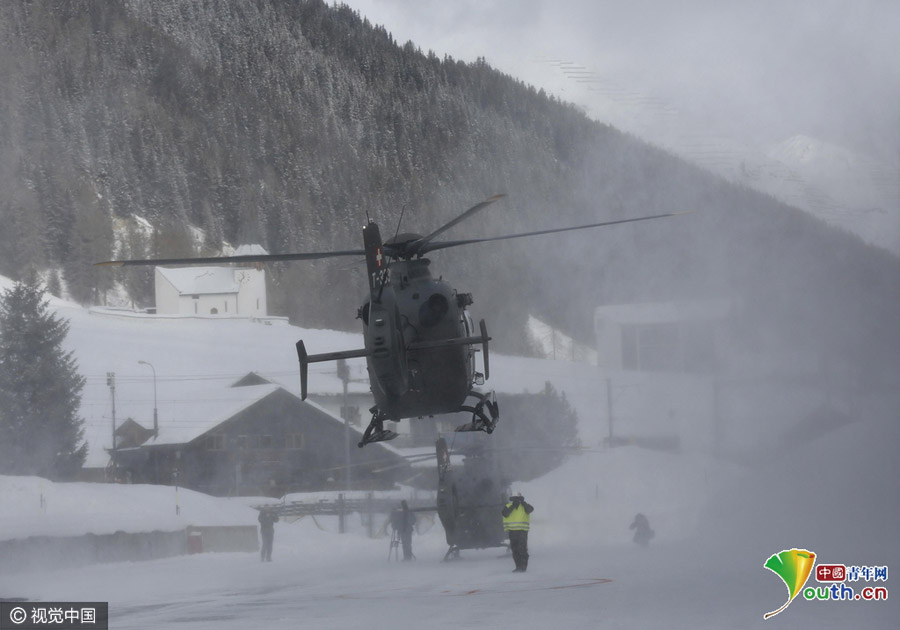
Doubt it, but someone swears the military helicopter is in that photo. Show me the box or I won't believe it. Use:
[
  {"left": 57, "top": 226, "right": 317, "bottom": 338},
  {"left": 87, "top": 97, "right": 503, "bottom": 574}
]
[
  {"left": 434, "top": 436, "right": 510, "bottom": 561},
  {"left": 98, "top": 195, "right": 687, "bottom": 448}
]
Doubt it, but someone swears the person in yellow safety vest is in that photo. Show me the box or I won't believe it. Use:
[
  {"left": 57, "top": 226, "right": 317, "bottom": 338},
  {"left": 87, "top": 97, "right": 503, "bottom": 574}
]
[{"left": 502, "top": 492, "right": 534, "bottom": 572}]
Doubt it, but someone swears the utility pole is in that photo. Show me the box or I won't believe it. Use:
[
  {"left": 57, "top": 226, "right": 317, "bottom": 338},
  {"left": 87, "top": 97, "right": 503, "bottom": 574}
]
[
  {"left": 138, "top": 360, "right": 158, "bottom": 437},
  {"left": 606, "top": 377, "right": 614, "bottom": 447},
  {"left": 107, "top": 372, "right": 117, "bottom": 477},
  {"left": 337, "top": 359, "right": 352, "bottom": 492}
]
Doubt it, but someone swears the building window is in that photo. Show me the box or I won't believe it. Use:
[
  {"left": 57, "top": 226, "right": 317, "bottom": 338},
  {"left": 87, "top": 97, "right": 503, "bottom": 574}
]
[
  {"left": 682, "top": 323, "right": 716, "bottom": 372},
  {"left": 287, "top": 433, "right": 305, "bottom": 450},
  {"left": 621, "top": 322, "right": 716, "bottom": 373},
  {"left": 639, "top": 323, "right": 680, "bottom": 371},
  {"left": 210, "top": 307, "right": 218, "bottom": 315},
  {"left": 622, "top": 325, "right": 639, "bottom": 370},
  {"left": 209, "top": 434, "right": 226, "bottom": 450}
]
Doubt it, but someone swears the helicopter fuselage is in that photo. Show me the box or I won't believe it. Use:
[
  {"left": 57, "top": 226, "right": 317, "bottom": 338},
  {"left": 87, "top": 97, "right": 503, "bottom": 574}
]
[
  {"left": 361, "top": 258, "right": 477, "bottom": 419},
  {"left": 294, "top": 220, "right": 496, "bottom": 446}
]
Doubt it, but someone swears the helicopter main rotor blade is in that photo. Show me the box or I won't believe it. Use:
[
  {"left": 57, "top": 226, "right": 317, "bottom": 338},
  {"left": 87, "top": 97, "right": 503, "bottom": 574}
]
[
  {"left": 418, "top": 211, "right": 694, "bottom": 255},
  {"left": 407, "top": 194, "right": 506, "bottom": 257},
  {"left": 95, "top": 249, "right": 366, "bottom": 267}
]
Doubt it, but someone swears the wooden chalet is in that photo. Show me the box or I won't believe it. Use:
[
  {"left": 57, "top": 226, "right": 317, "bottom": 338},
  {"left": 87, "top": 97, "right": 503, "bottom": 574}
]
[
  {"left": 113, "top": 377, "right": 410, "bottom": 497},
  {"left": 114, "top": 418, "right": 156, "bottom": 449}
]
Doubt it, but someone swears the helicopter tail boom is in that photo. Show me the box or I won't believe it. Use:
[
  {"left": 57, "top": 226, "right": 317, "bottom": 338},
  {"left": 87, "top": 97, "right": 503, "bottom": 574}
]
[{"left": 296, "top": 340, "right": 370, "bottom": 400}]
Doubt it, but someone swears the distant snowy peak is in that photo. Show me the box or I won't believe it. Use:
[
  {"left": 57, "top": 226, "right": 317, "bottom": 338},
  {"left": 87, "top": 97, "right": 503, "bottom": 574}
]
[
  {"left": 638, "top": 123, "right": 900, "bottom": 254},
  {"left": 768, "top": 134, "right": 857, "bottom": 169},
  {"left": 760, "top": 135, "right": 900, "bottom": 254},
  {"left": 720, "top": 135, "right": 900, "bottom": 254},
  {"left": 767, "top": 134, "right": 899, "bottom": 199}
]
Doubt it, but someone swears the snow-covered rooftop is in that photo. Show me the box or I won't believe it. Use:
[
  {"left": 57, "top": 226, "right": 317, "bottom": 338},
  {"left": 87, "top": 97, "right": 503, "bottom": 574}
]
[
  {"left": 156, "top": 266, "right": 248, "bottom": 295},
  {"left": 140, "top": 383, "right": 281, "bottom": 446}
]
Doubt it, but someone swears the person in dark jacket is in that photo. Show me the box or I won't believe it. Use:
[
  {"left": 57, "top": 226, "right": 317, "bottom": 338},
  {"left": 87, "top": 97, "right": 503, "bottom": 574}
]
[
  {"left": 258, "top": 507, "right": 279, "bottom": 562},
  {"left": 629, "top": 512, "right": 654, "bottom": 547},
  {"left": 502, "top": 492, "right": 534, "bottom": 572},
  {"left": 391, "top": 500, "right": 415, "bottom": 560}
]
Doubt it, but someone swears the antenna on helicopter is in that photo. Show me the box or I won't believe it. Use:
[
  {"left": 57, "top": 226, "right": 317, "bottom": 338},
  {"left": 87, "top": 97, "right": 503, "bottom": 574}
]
[
  {"left": 376, "top": 203, "right": 407, "bottom": 302},
  {"left": 393, "top": 203, "right": 407, "bottom": 242}
]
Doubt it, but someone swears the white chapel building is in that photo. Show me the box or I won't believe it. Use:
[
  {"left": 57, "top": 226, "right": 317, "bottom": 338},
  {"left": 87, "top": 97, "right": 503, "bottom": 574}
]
[{"left": 154, "top": 265, "right": 267, "bottom": 317}]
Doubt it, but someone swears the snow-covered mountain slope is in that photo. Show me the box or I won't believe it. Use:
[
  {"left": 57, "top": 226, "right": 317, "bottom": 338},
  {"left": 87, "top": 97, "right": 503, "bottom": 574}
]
[
  {"left": 526, "top": 315, "right": 597, "bottom": 365},
  {"left": 761, "top": 135, "right": 899, "bottom": 252},
  {"left": 530, "top": 60, "right": 899, "bottom": 255},
  {"left": 664, "top": 133, "right": 899, "bottom": 254}
]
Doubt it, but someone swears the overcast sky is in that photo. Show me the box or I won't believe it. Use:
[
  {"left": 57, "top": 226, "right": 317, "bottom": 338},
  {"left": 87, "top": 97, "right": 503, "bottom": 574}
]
[{"left": 340, "top": 0, "right": 900, "bottom": 163}]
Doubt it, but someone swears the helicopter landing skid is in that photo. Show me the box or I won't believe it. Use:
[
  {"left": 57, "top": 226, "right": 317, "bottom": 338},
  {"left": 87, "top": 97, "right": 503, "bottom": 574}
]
[
  {"left": 358, "top": 409, "right": 399, "bottom": 448},
  {"left": 455, "top": 391, "right": 499, "bottom": 434},
  {"left": 443, "top": 545, "right": 461, "bottom": 561}
]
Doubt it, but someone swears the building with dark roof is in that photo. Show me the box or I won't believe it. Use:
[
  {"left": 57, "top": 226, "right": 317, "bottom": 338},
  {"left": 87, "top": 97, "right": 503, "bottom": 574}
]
[{"left": 113, "top": 378, "right": 410, "bottom": 496}]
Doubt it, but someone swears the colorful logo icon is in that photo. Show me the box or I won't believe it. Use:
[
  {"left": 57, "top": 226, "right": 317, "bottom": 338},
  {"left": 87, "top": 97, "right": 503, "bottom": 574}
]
[{"left": 763, "top": 548, "right": 817, "bottom": 619}]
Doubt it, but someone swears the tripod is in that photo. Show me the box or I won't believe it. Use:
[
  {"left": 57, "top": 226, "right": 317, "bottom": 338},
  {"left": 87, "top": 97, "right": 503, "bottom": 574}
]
[{"left": 388, "top": 528, "right": 401, "bottom": 562}]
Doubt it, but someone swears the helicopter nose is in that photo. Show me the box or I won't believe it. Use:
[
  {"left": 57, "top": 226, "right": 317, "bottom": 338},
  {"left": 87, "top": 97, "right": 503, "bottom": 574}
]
[{"left": 419, "top": 293, "right": 449, "bottom": 327}]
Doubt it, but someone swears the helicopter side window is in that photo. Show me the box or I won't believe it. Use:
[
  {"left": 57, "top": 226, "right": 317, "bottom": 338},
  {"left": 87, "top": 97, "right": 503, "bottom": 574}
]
[{"left": 418, "top": 293, "right": 449, "bottom": 328}]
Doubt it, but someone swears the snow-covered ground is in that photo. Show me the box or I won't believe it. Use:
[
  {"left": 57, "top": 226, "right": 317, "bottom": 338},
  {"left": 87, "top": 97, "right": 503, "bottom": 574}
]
[
  {"left": 0, "top": 476, "right": 256, "bottom": 541},
  {"left": 2, "top": 411, "right": 897, "bottom": 629},
  {"left": 0, "top": 275, "right": 897, "bottom": 628}
]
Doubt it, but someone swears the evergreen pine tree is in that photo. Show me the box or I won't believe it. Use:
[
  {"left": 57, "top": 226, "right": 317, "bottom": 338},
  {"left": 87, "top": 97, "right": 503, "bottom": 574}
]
[
  {"left": 0, "top": 276, "right": 87, "bottom": 478},
  {"left": 46, "top": 269, "right": 62, "bottom": 298},
  {"left": 493, "top": 382, "right": 581, "bottom": 482}
]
